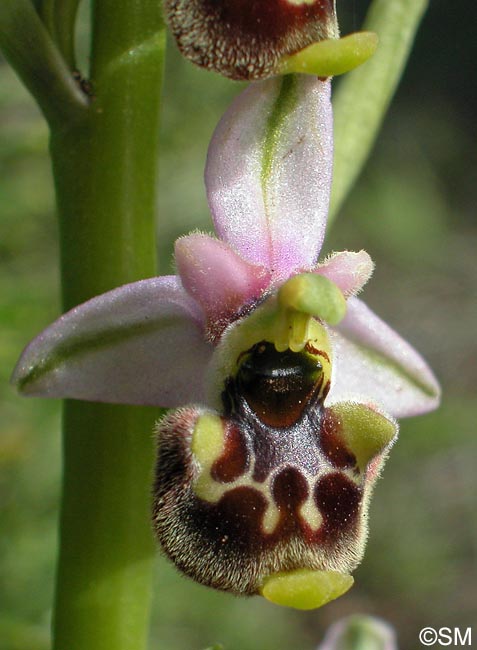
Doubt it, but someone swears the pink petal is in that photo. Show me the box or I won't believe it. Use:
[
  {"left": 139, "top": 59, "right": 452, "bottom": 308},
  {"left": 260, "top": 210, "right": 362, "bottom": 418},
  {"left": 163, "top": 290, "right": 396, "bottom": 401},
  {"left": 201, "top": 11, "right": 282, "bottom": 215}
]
[
  {"left": 175, "top": 234, "right": 270, "bottom": 336},
  {"left": 327, "top": 297, "right": 441, "bottom": 418},
  {"left": 206, "top": 75, "right": 333, "bottom": 281},
  {"left": 316, "top": 250, "right": 374, "bottom": 296},
  {"left": 12, "top": 276, "right": 213, "bottom": 407}
]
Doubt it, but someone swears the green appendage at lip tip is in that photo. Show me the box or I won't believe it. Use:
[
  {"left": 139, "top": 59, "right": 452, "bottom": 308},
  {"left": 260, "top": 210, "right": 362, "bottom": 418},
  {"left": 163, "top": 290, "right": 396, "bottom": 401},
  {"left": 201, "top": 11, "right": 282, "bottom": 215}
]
[
  {"left": 260, "top": 568, "right": 354, "bottom": 610},
  {"left": 278, "top": 31, "right": 378, "bottom": 78}
]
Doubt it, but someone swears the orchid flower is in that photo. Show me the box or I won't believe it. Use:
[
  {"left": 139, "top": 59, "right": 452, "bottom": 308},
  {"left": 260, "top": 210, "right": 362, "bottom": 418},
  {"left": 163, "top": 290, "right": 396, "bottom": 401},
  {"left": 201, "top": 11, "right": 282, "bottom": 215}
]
[
  {"left": 165, "top": 0, "right": 378, "bottom": 80},
  {"left": 12, "top": 75, "right": 440, "bottom": 610}
]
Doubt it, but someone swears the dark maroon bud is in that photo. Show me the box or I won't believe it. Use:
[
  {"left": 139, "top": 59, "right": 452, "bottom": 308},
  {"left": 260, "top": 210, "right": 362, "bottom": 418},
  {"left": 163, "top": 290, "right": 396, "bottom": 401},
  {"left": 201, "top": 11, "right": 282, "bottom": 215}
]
[{"left": 164, "top": 0, "right": 338, "bottom": 80}]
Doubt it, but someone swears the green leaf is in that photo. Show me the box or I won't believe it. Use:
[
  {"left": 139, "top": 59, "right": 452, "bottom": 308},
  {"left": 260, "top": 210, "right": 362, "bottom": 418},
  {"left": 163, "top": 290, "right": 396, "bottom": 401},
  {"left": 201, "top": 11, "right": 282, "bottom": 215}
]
[{"left": 330, "top": 0, "right": 429, "bottom": 222}]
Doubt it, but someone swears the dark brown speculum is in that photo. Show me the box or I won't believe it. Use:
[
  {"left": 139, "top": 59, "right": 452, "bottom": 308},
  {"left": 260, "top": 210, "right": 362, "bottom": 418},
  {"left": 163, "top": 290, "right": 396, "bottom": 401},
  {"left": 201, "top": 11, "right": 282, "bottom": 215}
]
[
  {"left": 152, "top": 340, "right": 379, "bottom": 595},
  {"left": 164, "top": 0, "right": 338, "bottom": 79}
]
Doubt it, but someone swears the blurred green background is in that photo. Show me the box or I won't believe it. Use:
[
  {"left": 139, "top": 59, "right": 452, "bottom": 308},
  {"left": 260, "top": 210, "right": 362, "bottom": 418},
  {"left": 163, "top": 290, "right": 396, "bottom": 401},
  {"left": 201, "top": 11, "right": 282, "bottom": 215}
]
[{"left": 1, "top": 1, "right": 476, "bottom": 649}]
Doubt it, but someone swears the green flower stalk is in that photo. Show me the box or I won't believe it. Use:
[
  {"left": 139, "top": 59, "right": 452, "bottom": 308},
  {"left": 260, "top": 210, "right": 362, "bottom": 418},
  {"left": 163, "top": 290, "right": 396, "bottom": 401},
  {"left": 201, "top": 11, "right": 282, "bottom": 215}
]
[{"left": 1, "top": 2, "right": 165, "bottom": 649}]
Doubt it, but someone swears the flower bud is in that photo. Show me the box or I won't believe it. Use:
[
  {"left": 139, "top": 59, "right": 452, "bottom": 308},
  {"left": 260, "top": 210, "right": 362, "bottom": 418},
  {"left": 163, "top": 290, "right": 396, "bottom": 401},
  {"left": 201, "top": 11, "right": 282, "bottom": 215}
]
[{"left": 317, "top": 615, "right": 398, "bottom": 650}]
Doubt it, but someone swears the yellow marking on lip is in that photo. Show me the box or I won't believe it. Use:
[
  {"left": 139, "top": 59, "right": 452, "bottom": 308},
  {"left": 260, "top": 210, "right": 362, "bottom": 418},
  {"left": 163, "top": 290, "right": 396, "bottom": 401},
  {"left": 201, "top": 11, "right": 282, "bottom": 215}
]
[
  {"left": 190, "top": 398, "right": 331, "bottom": 536},
  {"left": 193, "top": 457, "right": 282, "bottom": 534},
  {"left": 191, "top": 413, "right": 225, "bottom": 465},
  {"left": 191, "top": 421, "right": 319, "bottom": 537},
  {"left": 299, "top": 495, "right": 322, "bottom": 531},
  {"left": 192, "top": 413, "right": 227, "bottom": 502},
  {"left": 262, "top": 502, "right": 281, "bottom": 534},
  {"left": 326, "top": 403, "right": 397, "bottom": 472}
]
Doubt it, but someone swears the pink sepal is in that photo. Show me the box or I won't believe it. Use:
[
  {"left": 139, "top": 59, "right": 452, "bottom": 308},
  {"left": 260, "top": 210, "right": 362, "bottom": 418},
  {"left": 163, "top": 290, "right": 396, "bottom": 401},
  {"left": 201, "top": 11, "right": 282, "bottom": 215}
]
[
  {"left": 327, "top": 297, "right": 441, "bottom": 418},
  {"left": 206, "top": 76, "right": 333, "bottom": 280},
  {"left": 12, "top": 276, "right": 213, "bottom": 407}
]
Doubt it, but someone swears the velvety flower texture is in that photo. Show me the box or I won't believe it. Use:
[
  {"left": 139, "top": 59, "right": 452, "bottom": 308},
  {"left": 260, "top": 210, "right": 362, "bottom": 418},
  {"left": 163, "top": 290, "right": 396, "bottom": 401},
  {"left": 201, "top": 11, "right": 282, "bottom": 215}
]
[
  {"left": 165, "top": 0, "right": 339, "bottom": 80},
  {"left": 165, "top": 0, "right": 378, "bottom": 81},
  {"left": 12, "top": 75, "right": 440, "bottom": 609}
]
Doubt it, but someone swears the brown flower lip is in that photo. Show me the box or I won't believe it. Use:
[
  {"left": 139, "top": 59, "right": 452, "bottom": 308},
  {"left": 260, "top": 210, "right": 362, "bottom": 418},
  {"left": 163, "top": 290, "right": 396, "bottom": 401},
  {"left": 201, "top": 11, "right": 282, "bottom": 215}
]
[{"left": 164, "top": 0, "right": 338, "bottom": 80}]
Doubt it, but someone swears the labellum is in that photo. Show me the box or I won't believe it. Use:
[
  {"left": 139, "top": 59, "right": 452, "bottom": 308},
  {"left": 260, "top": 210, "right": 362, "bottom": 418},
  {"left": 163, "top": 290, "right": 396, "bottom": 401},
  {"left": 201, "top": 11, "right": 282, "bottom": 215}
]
[
  {"left": 153, "top": 297, "right": 398, "bottom": 609},
  {"left": 164, "top": 0, "right": 339, "bottom": 79}
]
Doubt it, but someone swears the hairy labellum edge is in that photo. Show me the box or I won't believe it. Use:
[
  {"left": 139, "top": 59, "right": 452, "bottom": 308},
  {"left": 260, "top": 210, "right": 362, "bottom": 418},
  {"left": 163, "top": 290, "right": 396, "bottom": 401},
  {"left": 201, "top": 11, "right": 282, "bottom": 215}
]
[{"left": 165, "top": 0, "right": 338, "bottom": 80}]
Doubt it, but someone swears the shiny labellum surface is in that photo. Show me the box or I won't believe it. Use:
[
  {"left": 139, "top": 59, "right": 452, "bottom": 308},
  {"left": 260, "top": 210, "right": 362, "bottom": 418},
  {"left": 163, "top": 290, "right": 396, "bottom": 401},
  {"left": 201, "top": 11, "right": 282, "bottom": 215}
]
[
  {"left": 164, "top": 0, "right": 338, "bottom": 79},
  {"left": 234, "top": 342, "right": 324, "bottom": 428}
]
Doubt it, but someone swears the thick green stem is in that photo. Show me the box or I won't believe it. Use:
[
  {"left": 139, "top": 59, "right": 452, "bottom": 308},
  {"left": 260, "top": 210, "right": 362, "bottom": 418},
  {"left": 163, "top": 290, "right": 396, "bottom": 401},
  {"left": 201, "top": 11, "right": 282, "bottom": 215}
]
[
  {"left": 330, "top": 0, "right": 428, "bottom": 222},
  {"left": 55, "top": 404, "right": 160, "bottom": 650},
  {"left": 50, "top": 3, "right": 165, "bottom": 650}
]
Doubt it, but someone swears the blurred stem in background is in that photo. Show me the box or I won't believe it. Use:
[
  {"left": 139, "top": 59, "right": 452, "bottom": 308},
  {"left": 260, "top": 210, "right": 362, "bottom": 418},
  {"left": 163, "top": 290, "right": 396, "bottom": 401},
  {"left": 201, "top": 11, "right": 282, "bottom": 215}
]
[
  {"left": 1, "top": 1, "right": 165, "bottom": 649},
  {"left": 331, "top": 0, "right": 428, "bottom": 222},
  {"left": 0, "top": 0, "right": 428, "bottom": 647}
]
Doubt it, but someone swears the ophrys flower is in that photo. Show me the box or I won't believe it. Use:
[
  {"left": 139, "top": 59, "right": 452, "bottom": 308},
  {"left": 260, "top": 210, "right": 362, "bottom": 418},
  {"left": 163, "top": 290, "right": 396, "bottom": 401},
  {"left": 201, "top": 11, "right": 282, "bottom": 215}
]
[
  {"left": 165, "top": 0, "right": 378, "bottom": 80},
  {"left": 12, "top": 76, "right": 440, "bottom": 609}
]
